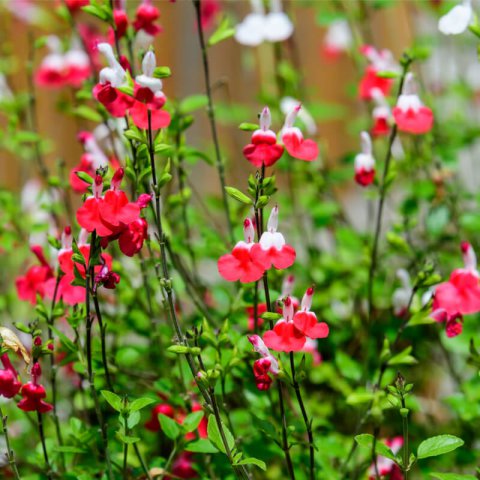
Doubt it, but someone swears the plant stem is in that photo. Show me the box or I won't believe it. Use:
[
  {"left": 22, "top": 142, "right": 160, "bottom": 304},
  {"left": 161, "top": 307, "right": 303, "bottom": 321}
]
[
  {"left": 0, "top": 406, "right": 21, "bottom": 480},
  {"left": 123, "top": 413, "right": 128, "bottom": 480},
  {"left": 254, "top": 167, "right": 295, "bottom": 480},
  {"left": 92, "top": 290, "right": 114, "bottom": 392},
  {"left": 366, "top": 58, "right": 412, "bottom": 325},
  {"left": 133, "top": 443, "right": 152, "bottom": 480},
  {"left": 401, "top": 396, "right": 409, "bottom": 479},
  {"left": 37, "top": 411, "right": 52, "bottom": 480},
  {"left": 159, "top": 442, "right": 178, "bottom": 480},
  {"left": 192, "top": 0, "right": 234, "bottom": 244},
  {"left": 290, "top": 352, "right": 315, "bottom": 480},
  {"left": 145, "top": 114, "right": 249, "bottom": 480}
]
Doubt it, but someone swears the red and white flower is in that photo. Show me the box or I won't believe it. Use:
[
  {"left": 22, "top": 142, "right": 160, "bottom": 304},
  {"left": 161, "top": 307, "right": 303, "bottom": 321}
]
[
  {"left": 243, "top": 106, "right": 284, "bottom": 167},
  {"left": 368, "top": 436, "right": 404, "bottom": 480},
  {"left": 251, "top": 205, "right": 296, "bottom": 270},
  {"left": 371, "top": 88, "right": 391, "bottom": 137},
  {"left": 322, "top": 20, "right": 352, "bottom": 60},
  {"left": 392, "top": 73, "right": 434, "bottom": 135},
  {"left": 392, "top": 269, "right": 412, "bottom": 317},
  {"left": 248, "top": 334, "right": 279, "bottom": 390},
  {"left": 438, "top": 0, "right": 473, "bottom": 35},
  {"left": 354, "top": 131, "right": 375, "bottom": 187},
  {"left": 217, "top": 218, "right": 266, "bottom": 283},
  {"left": 293, "top": 287, "right": 329, "bottom": 340},
  {"left": 281, "top": 104, "right": 319, "bottom": 161}
]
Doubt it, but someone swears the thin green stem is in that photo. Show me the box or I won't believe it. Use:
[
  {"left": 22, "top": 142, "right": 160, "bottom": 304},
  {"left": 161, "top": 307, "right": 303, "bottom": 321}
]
[
  {"left": 290, "top": 352, "right": 314, "bottom": 480},
  {"left": 133, "top": 443, "right": 152, "bottom": 480},
  {"left": 37, "top": 411, "right": 52, "bottom": 480},
  {"left": 192, "top": 0, "right": 234, "bottom": 244},
  {"left": 401, "top": 396, "right": 409, "bottom": 479},
  {"left": 0, "top": 406, "right": 20, "bottom": 479}
]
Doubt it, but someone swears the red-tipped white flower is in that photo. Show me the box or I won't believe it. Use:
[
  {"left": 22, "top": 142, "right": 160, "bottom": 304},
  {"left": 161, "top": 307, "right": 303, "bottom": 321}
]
[
  {"left": 251, "top": 206, "right": 296, "bottom": 270},
  {"left": 438, "top": 0, "right": 473, "bottom": 35},
  {"left": 35, "top": 36, "right": 67, "bottom": 88},
  {"left": 217, "top": 218, "right": 266, "bottom": 283},
  {"left": 281, "top": 104, "right": 318, "bottom": 161},
  {"left": 248, "top": 335, "right": 279, "bottom": 374},
  {"left": 371, "top": 88, "right": 391, "bottom": 137},
  {"left": 322, "top": 20, "right": 352, "bottom": 60},
  {"left": 243, "top": 106, "right": 284, "bottom": 167},
  {"left": 97, "top": 43, "right": 126, "bottom": 88},
  {"left": 293, "top": 287, "right": 329, "bottom": 339},
  {"left": 393, "top": 73, "right": 433, "bottom": 135},
  {"left": 354, "top": 132, "right": 375, "bottom": 187}
]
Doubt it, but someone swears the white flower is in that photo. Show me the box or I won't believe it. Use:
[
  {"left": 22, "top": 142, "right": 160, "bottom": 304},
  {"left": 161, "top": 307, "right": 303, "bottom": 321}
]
[
  {"left": 235, "top": 0, "right": 293, "bottom": 46},
  {"left": 280, "top": 97, "right": 317, "bottom": 135},
  {"left": 324, "top": 20, "right": 352, "bottom": 53},
  {"left": 438, "top": 0, "right": 473, "bottom": 35}
]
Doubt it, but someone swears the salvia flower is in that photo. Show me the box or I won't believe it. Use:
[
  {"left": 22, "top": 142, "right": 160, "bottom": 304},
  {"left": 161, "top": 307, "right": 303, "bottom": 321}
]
[
  {"left": 17, "top": 362, "right": 53, "bottom": 414},
  {"left": 292, "top": 287, "right": 329, "bottom": 339},
  {"left": 35, "top": 36, "right": 67, "bottom": 88},
  {"left": 371, "top": 88, "right": 391, "bottom": 137},
  {"left": 131, "top": 51, "right": 171, "bottom": 130},
  {"left": 354, "top": 131, "right": 375, "bottom": 187},
  {"left": 251, "top": 205, "right": 296, "bottom": 270},
  {"left": 322, "top": 20, "right": 352, "bottom": 60},
  {"left": 281, "top": 104, "right": 319, "bottom": 161},
  {"left": 263, "top": 296, "right": 306, "bottom": 352},
  {"left": 234, "top": 0, "right": 293, "bottom": 47},
  {"left": 392, "top": 269, "right": 412, "bottom": 317},
  {"left": 243, "top": 107, "right": 284, "bottom": 167},
  {"left": 438, "top": 0, "right": 473, "bottom": 35},
  {"left": 0, "top": 354, "right": 22, "bottom": 399},
  {"left": 432, "top": 242, "right": 480, "bottom": 337},
  {"left": 217, "top": 218, "right": 266, "bottom": 283},
  {"left": 359, "top": 45, "right": 399, "bottom": 100},
  {"left": 134, "top": 0, "right": 162, "bottom": 37},
  {"left": 280, "top": 97, "right": 317, "bottom": 135},
  {"left": 392, "top": 73, "right": 434, "bottom": 135}
]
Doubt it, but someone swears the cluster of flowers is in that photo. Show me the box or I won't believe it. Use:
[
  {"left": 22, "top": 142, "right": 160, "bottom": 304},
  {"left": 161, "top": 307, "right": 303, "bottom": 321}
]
[
  {"left": 145, "top": 399, "right": 207, "bottom": 479},
  {"left": 0, "top": 343, "right": 52, "bottom": 415},
  {"left": 248, "top": 288, "right": 329, "bottom": 390},
  {"left": 353, "top": 46, "right": 434, "bottom": 187},
  {"left": 93, "top": 45, "right": 170, "bottom": 131}
]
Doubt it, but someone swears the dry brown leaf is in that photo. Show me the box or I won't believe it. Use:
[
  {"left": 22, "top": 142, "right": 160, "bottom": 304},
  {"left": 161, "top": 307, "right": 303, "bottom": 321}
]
[{"left": 0, "top": 327, "right": 30, "bottom": 364}]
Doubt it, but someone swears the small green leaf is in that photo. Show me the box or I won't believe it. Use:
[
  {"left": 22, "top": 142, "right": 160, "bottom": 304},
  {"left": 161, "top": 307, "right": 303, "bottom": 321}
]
[
  {"left": 388, "top": 346, "right": 417, "bottom": 366},
  {"left": 408, "top": 310, "right": 435, "bottom": 327},
  {"left": 376, "top": 70, "right": 400, "bottom": 79},
  {"left": 182, "top": 411, "right": 204, "bottom": 433},
  {"left": 101, "top": 390, "right": 123, "bottom": 412},
  {"left": 208, "top": 17, "right": 235, "bottom": 46},
  {"left": 179, "top": 95, "right": 208, "bottom": 114},
  {"left": 207, "top": 414, "right": 235, "bottom": 454},
  {"left": 158, "top": 414, "right": 180, "bottom": 440},
  {"left": 116, "top": 432, "right": 140, "bottom": 444},
  {"left": 74, "top": 105, "right": 103, "bottom": 123},
  {"left": 430, "top": 473, "right": 477, "bottom": 480},
  {"left": 53, "top": 446, "right": 87, "bottom": 454},
  {"left": 236, "top": 457, "right": 266, "bottom": 471},
  {"left": 185, "top": 438, "right": 219, "bottom": 453},
  {"left": 153, "top": 66, "right": 172, "bottom": 78},
  {"left": 417, "top": 435, "right": 464, "bottom": 459},
  {"left": 124, "top": 129, "right": 147, "bottom": 144},
  {"left": 154, "top": 144, "right": 174, "bottom": 156},
  {"left": 260, "top": 312, "right": 282, "bottom": 322},
  {"left": 355, "top": 434, "right": 396, "bottom": 461},
  {"left": 239, "top": 122, "right": 259, "bottom": 131},
  {"left": 129, "top": 397, "right": 155, "bottom": 412},
  {"left": 224, "top": 187, "right": 252, "bottom": 205}
]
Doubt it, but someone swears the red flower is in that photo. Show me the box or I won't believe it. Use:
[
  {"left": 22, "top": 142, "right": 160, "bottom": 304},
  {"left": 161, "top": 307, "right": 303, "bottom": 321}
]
[
  {"left": 145, "top": 403, "right": 175, "bottom": 432},
  {"left": 293, "top": 287, "right": 329, "bottom": 339},
  {"left": 243, "top": 107, "right": 284, "bottom": 167},
  {"left": 65, "top": 0, "right": 89, "bottom": 14},
  {"left": 118, "top": 218, "right": 148, "bottom": 257},
  {"left": 134, "top": 0, "right": 162, "bottom": 36},
  {"left": 16, "top": 245, "right": 54, "bottom": 304},
  {"left": 246, "top": 303, "right": 267, "bottom": 330},
  {"left": 113, "top": 9, "right": 129, "bottom": 38},
  {"left": 170, "top": 452, "right": 197, "bottom": 479},
  {"left": 17, "top": 363, "right": 52, "bottom": 414},
  {"left": 281, "top": 104, "right": 318, "bottom": 161},
  {"left": 369, "top": 437, "right": 404, "bottom": 479},
  {"left": 0, "top": 354, "right": 22, "bottom": 399},
  {"left": 200, "top": 0, "right": 221, "bottom": 30},
  {"left": 218, "top": 218, "right": 266, "bottom": 283},
  {"left": 392, "top": 73, "right": 433, "bottom": 135},
  {"left": 263, "top": 297, "right": 306, "bottom": 352},
  {"left": 248, "top": 335, "right": 279, "bottom": 391},
  {"left": 250, "top": 206, "right": 296, "bottom": 270},
  {"left": 354, "top": 132, "right": 375, "bottom": 187}
]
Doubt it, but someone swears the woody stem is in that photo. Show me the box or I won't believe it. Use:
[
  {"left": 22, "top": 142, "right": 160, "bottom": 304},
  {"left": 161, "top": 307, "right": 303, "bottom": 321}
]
[
  {"left": 192, "top": 0, "right": 234, "bottom": 245},
  {"left": 0, "top": 406, "right": 20, "bottom": 480},
  {"left": 290, "top": 352, "right": 315, "bottom": 480}
]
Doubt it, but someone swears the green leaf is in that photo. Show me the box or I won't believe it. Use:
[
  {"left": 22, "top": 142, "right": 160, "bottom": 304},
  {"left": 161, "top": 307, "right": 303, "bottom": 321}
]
[
  {"left": 101, "top": 390, "right": 123, "bottom": 412},
  {"left": 73, "top": 105, "right": 103, "bottom": 123},
  {"left": 376, "top": 70, "right": 400, "bottom": 79},
  {"left": 182, "top": 411, "right": 204, "bottom": 433},
  {"left": 260, "top": 312, "right": 282, "bottom": 322},
  {"left": 82, "top": 4, "right": 109, "bottom": 21},
  {"left": 167, "top": 345, "right": 201, "bottom": 355},
  {"left": 207, "top": 414, "right": 235, "bottom": 454},
  {"left": 239, "top": 122, "right": 259, "bottom": 131},
  {"left": 417, "top": 435, "right": 464, "bottom": 459},
  {"left": 153, "top": 66, "right": 172, "bottom": 78},
  {"left": 430, "top": 474, "right": 477, "bottom": 480},
  {"left": 354, "top": 434, "right": 396, "bottom": 461},
  {"left": 116, "top": 432, "right": 140, "bottom": 444},
  {"left": 208, "top": 17, "right": 235, "bottom": 46},
  {"left": 154, "top": 144, "right": 174, "bottom": 156},
  {"left": 124, "top": 129, "right": 147, "bottom": 144},
  {"left": 53, "top": 446, "right": 87, "bottom": 454},
  {"left": 185, "top": 438, "right": 219, "bottom": 453},
  {"left": 224, "top": 187, "right": 252, "bottom": 205},
  {"left": 388, "top": 346, "right": 417, "bottom": 366},
  {"left": 48, "top": 326, "right": 77, "bottom": 354},
  {"left": 179, "top": 95, "right": 208, "bottom": 114},
  {"left": 129, "top": 397, "right": 155, "bottom": 412},
  {"left": 236, "top": 457, "right": 267, "bottom": 471},
  {"left": 408, "top": 310, "right": 435, "bottom": 327},
  {"left": 158, "top": 414, "right": 180, "bottom": 440}
]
